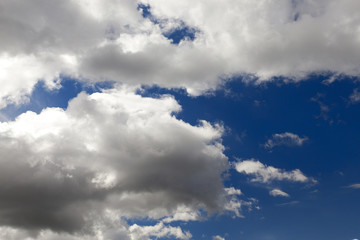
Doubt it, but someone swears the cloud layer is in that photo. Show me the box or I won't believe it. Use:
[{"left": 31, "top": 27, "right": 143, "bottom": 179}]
[{"left": 1, "top": 0, "right": 360, "bottom": 107}]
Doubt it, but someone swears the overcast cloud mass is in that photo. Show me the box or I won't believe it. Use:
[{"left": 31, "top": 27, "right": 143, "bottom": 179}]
[
  {"left": 1, "top": 0, "right": 360, "bottom": 106},
  {"left": 1, "top": 0, "right": 360, "bottom": 239}
]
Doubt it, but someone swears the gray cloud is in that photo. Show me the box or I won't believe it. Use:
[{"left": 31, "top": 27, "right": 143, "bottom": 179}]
[
  {"left": 0, "top": 88, "right": 233, "bottom": 238},
  {"left": 1, "top": 0, "right": 360, "bottom": 107}
]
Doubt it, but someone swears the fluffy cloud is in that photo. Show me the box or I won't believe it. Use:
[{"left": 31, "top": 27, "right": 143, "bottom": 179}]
[
  {"left": 2, "top": 0, "right": 360, "bottom": 107},
  {"left": 264, "top": 132, "right": 308, "bottom": 150},
  {"left": 234, "top": 159, "right": 314, "bottom": 183},
  {"left": 269, "top": 189, "right": 290, "bottom": 198},
  {"left": 0, "top": 87, "right": 235, "bottom": 238}
]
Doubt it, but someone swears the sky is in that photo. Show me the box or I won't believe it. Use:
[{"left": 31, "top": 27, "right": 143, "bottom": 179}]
[{"left": 0, "top": 0, "right": 360, "bottom": 240}]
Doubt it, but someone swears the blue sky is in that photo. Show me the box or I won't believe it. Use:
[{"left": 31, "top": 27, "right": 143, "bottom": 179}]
[{"left": 1, "top": 1, "right": 360, "bottom": 240}]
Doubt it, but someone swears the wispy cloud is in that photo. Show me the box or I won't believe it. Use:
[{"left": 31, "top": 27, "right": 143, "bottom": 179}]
[
  {"left": 269, "top": 189, "right": 290, "bottom": 198},
  {"left": 345, "top": 183, "right": 360, "bottom": 189},
  {"left": 276, "top": 201, "right": 300, "bottom": 206},
  {"left": 264, "top": 132, "right": 308, "bottom": 150},
  {"left": 234, "top": 159, "right": 315, "bottom": 184},
  {"left": 349, "top": 89, "right": 360, "bottom": 104}
]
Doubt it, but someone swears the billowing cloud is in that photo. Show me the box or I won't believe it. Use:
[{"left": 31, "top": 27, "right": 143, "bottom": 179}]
[
  {"left": 269, "top": 189, "right": 290, "bottom": 198},
  {"left": 264, "top": 132, "right": 308, "bottom": 150},
  {"left": 0, "top": 87, "right": 237, "bottom": 238},
  {"left": 234, "top": 159, "right": 314, "bottom": 183},
  {"left": 2, "top": 0, "right": 360, "bottom": 108}
]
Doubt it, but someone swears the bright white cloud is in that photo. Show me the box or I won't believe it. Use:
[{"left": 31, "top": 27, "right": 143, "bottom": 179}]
[
  {"left": 264, "top": 132, "right": 308, "bottom": 150},
  {"left": 269, "top": 189, "right": 290, "bottom": 198},
  {"left": 1, "top": 0, "right": 360, "bottom": 107},
  {"left": 234, "top": 159, "right": 314, "bottom": 183},
  {"left": 0, "top": 87, "right": 236, "bottom": 238}
]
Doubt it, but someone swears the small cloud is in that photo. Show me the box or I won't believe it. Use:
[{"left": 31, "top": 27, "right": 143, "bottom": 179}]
[
  {"left": 213, "top": 235, "right": 225, "bottom": 240},
  {"left": 234, "top": 158, "right": 315, "bottom": 184},
  {"left": 276, "top": 201, "right": 300, "bottom": 206},
  {"left": 345, "top": 183, "right": 360, "bottom": 189},
  {"left": 349, "top": 88, "right": 360, "bottom": 104},
  {"left": 269, "top": 189, "right": 290, "bottom": 198},
  {"left": 264, "top": 132, "right": 308, "bottom": 150},
  {"left": 225, "top": 187, "right": 242, "bottom": 196},
  {"left": 311, "top": 93, "right": 333, "bottom": 124}
]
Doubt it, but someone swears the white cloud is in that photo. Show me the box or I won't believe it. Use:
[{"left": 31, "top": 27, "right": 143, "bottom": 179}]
[
  {"left": 129, "top": 222, "right": 192, "bottom": 240},
  {"left": 225, "top": 187, "right": 242, "bottom": 196},
  {"left": 213, "top": 236, "right": 225, "bottom": 240},
  {"left": 0, "top": 87, "right": 234, "bottom": 238},
  {"left": 269, "top": 189, "right": 290, "bottom": 198},
  {"left": 1, "top": 0, "right": 360, "bottom": 107},
  {"left": 345, "top": 183, "right": 360, "bottom": 189},
  {"left": 264, "top": 132, "right": 308, "bottom": 150},
  {"left": 234, "top": 159, "right": 314, "bottom": 183}
]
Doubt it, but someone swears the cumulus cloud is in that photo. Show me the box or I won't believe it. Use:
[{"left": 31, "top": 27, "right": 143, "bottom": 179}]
[
  {"left": 0, "top": 87, "right": 237, "bottom": 238},
  {"left": 264, "top": 132, "right": 308, "bottom": 150},
  {"left": 234, "top": 159, "right": 314, "bottom": 183},
  {"left": 2, "top": 0, "right": 360, "bottom": 107},
  {"left": 269, "top": 189, "right": 290, "bottom": 198}
]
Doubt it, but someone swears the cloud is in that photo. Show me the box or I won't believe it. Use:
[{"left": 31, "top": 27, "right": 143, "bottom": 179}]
[
  {"left": 2, "top": 0, "right": 360, "bottom": 107},
  {"left": 311, "top": 93, "right": 332, "bottom": 123},
  {"left": 264, "top": 132, "right": 308, "bottom": 150},
  {"left": 234, "top": 159, "right": 314, "bottom": 183},
  {"left": 0, "top": 87, "right": 234, "bottom": 238},
  {"left": 276, "top": 201, "right": 300, "bottom": 206},
  {"left": 345, "top": 183, "right": 360, "bottom": 189},
  {"left": 269, "top": 189, "right": 290, "bottom": 198},
  {"left": 213, "top": 236, "right": 225, "bottom": 240},
  {"left": 349, "top": 89, "right": 360, "bottom": 104},
  {"left": 129, "top": 222, "right": 192, "bottom": 240},
  {"left": 225, "top": 187, "right": 242, "bottom": 196}
]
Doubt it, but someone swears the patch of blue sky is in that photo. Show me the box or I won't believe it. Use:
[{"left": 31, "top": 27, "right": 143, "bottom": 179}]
[
  {"left": 0, "top": 77, "right": 114, "bottom": 121},
  {"left": 137, "top": 3, "right": 197, "bottom": 44}
]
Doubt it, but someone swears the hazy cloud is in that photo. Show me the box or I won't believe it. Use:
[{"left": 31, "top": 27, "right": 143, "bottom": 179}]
[
  {"left": 264, "top": 132, "right": 308, "bottom": 150},
  {"left": 349, "top": 89, "right": 360, "bottom": 104},
  {"left": 345, "top": 183, "right": 360, "bottom": 189}
]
